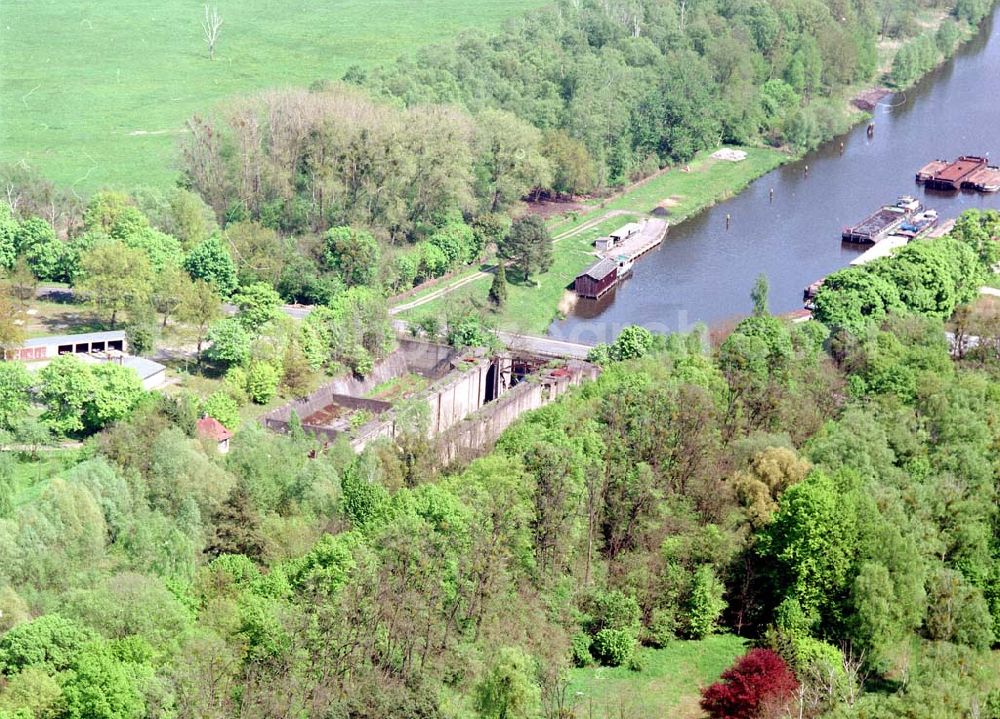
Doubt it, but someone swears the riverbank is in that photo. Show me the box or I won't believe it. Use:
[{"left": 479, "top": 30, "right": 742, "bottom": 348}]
[
  {"left": 393, "top": 3, "right": 998, "bottom": 336},
  {"left": 396, "top": 146, "right": 789, "bottom": 334}
]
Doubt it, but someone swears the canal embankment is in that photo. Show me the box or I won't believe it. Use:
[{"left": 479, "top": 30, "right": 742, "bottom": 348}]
[
  {"left": 549, "top": 5, "right": 1000, "bottom": 343},
  {"left": 392, "top": 1, "right": 1000, "bottom": 339}
]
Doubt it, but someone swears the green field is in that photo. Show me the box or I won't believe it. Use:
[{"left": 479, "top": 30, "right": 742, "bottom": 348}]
[
  {"left": 0, "top": 0, "right": 540, "bottom": 190},
  {"left": 400, "top": 146, "right": 787, "bottom": 334},
  {"left": 566, "top": 636, "right": 746, "bottom": 719}
]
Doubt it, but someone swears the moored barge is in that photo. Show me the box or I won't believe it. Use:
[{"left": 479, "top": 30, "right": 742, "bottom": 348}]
[
  {"left": 573, "top": 219, "right": 667, "bottom": 299},
  {"left": 842, "top": 196, "right": 922, "bottom": 244},
  {"left": 916, "top": 155, "right": 1000, "bottom": 192}
]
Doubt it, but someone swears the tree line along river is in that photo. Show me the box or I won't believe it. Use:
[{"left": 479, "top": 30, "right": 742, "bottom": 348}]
[{"left": 550, "top": 10, "right": 1000, "bottom": 344}]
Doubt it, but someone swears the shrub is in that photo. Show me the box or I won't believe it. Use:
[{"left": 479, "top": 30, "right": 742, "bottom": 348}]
[
  {"left": 205, "top": 319, "right": 252, "bottom": 366},
  {"left": 223, "top": 367, "right": 250, "bottom": 405},
  {"left": 590, "top": 628, "right": 636, "bottom": 667},
  {"left": 570, "top": 633, "right": 593, "bottom": 667},
  {"left": 701, "top": 649, "right": 798, "bottom": 719},
  {"left": 204, "top": 392, "right": 240, "bottom": 430},
  {"left": 686, "top": 565, "right": 727, "bottom": 638},
  {"left": 124, "top": 322, "right": 155, "bottom": 357},
  {"left": 582, "top": 589, "right": 641, "bottom": 666},
  {"left": 645, "top": 607, "right": 678, "bottom": 647},
  {"left": 428, "top": 221, "right": 477, "bottom": 267},
  {"left": 587, "top": 325, "right": 656, "bottom": 364},
  {"left": 245, "top": 361, "right": 281, "bottom": 405}
]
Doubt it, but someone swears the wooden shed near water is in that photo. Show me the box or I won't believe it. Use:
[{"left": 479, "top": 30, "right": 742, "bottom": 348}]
[{"left": 574, "top": 258, "right": 618, "bottom": 299}]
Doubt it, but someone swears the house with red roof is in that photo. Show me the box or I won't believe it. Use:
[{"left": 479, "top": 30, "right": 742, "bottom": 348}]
[{"left": 196, "top": 416, "right": 234, "bottom": 454}]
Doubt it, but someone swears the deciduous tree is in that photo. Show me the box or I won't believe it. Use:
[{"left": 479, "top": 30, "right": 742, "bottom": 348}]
[
  {"left": 474, "top": 647, "right": 542, "bottom": 719},
  {"left": 323, "top": 226, "right": 380, "bottom": 287},
  {"left": 78, "top": 241, "right": 154, "bottom": 329},
  {"left": 184, "top": 235, "right": 238, "bottom": 298},
  {"left": 0, "top": 361, "right": 30, "bottom": 431},
  {"left": 176, "top": 279, "right": 222, "bottom": 358},
  {"left": 201, "top": 5, "right": 224, "bottom": 60},
  {"left": 476, "top": 109, "right": 552, "bottom": 211}
]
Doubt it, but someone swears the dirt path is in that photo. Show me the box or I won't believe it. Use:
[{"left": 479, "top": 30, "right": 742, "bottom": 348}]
[
  {"left": 390, "top": 266, "right": 499, "bottom": 314},
  {"left": 390, "top": 209, "right": 644, "bottom": 316},
  {"left": 2, "top": 442, "right": 84, "bottom": 453}
]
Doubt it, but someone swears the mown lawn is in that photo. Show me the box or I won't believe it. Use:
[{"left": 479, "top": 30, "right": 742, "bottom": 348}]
[
  {"left": 1, "top": 0, "right": 540, "bottom": 190},
  {"left": 591, "top": 147, "right": 786, "bottom": 224},
  {"left": 565, "top": 635, "right": 746, "bottom": 719},
  {"left": 400, "top": 147, "right": 788, "bottom": 334}
]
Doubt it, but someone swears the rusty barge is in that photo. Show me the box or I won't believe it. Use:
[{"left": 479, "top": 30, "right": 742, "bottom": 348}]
[
  {"left": 841, "top": 196, "right": 923, "bottom": 244},
  {"left": 916, "top": 155, "right": 1000, "bottom": 192}
]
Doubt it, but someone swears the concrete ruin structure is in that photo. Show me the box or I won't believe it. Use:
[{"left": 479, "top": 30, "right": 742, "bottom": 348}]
[{"left": 262, "top": 338, "right": 599, "bottom": 461}]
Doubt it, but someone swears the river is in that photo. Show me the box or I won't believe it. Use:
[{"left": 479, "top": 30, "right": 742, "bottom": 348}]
[{"left": 549, "top": 11, "right": 1000, "bottom": 344}]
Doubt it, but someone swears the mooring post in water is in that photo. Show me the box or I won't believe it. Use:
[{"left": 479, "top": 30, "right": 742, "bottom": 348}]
[
  {"left": 840, "top": 141, "right": 845, "bottom": 154},
  {"left": 804, "top": 164, "right": 809, "bottom": 177},
  {"left": 726, "top": 213, "right": 731, "bottom": 230},
  {"left": 769, "top": 187, "right": 774, "bottom": 203}
]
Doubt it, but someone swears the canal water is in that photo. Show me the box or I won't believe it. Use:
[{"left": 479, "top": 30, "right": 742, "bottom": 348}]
[{"left": 550, "top": 11, "right": 1000, "bottom": 344}]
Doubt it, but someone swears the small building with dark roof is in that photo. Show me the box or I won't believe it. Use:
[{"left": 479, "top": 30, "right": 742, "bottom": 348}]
[
  {"left": 595, "top": 236, "right": 616, "bottom": 252},
  {"left": 574, "top": 257, "right": 618, "bottom": 299}
]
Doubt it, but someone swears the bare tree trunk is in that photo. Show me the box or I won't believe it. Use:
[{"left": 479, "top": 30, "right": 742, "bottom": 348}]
[{"left": 202, "top": 5, "right": 224, "bottom": 60}]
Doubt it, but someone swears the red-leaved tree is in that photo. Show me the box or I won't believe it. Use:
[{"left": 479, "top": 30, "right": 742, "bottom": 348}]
[{"left": 700, "top": 648, "right": 799, "bottom": 719}]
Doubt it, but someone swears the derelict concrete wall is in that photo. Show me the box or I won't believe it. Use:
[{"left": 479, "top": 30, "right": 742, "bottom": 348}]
[
  {"left": 435, "top": 361, "right": 600, "bottom": 464},
  {"left": 261, "top": 340, "right": 457, "bottom": 425},
  {"left": 427, "top": 360, "right": 490, "bottom": 436},
  {"left": 350, "top": 357, "right": 491, "bottom": 453},
  {"left": 396, "top": 338, "right": 456, "bottom": 378},
  {"left": 436, "top": 381, "right": 546, "bottom": 464}
]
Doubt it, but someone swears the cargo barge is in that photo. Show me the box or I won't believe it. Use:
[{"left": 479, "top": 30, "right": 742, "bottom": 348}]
[
  {"left": 916, "top": 155, "right": 1000, "bottom": 192},
  {"left": 841, "top": 196, "right": 922, "bottom": 244}
]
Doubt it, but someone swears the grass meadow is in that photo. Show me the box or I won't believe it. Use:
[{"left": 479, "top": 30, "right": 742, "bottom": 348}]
[
  {"left": 565, "top": 635, "right": 747, "bottom": 719},
  {"left": 0, "top": 0, "right": 539, "bottom": 190}
]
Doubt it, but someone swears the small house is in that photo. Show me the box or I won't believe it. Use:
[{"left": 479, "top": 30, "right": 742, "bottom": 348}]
[
  {"left": 574, "top": 258, "right": 618, "bottom": 299},
  {"left": 595, "top": 236, "right": 615, "bottom": 252},
  {"left": 197, "top": 416, "right": 234, "bottom": 454}
]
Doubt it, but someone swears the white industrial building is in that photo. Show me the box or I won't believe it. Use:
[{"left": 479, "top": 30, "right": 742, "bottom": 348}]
[{"left": 4, "top": 330, "right": 167, "bottom": 389}]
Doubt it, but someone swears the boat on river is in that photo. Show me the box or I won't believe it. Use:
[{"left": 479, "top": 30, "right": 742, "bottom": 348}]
[
  {"left": 916, "top": 155, "right": 1000, "bottom": 192},
  {"left": 841, "top": 196, "right": 922, "bottom": 244}
]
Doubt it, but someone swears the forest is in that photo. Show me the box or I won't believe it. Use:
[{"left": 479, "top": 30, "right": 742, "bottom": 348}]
[
  {"left": 0, "top": 208, "right": 999, "bottom": 718},
  {"left": 3, "top": 0, "right": 992, "bottom": 310},
  {"left": 0, "top": 0, "right": 999, "bottom": 716},
  {"left": 156, "top": 0, "right": 992, "bottom": 317}
]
